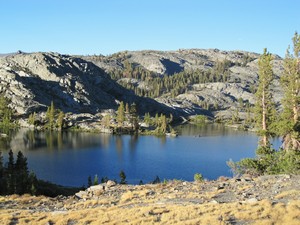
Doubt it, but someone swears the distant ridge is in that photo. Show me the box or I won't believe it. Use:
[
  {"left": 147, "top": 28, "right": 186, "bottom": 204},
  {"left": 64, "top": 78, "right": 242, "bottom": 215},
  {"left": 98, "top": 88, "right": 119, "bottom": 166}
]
[{"left": 0, "top": 48, "right": 284, "bottom": 126}]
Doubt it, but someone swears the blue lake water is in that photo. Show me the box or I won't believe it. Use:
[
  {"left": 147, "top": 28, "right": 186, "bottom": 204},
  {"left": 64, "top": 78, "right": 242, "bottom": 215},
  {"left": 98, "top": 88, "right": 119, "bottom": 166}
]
[{"left": 0, "top": 124, "right": 281, "bottom": 187}]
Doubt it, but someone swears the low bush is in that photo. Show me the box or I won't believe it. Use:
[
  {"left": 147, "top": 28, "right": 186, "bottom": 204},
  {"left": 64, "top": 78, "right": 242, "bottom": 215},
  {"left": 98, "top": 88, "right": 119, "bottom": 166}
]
[
  {"left": 228, "top": 147, "right": 300, "bottom": 176},
  {"left": 194, "top": 173, "right": 204, "bottom": 182}
]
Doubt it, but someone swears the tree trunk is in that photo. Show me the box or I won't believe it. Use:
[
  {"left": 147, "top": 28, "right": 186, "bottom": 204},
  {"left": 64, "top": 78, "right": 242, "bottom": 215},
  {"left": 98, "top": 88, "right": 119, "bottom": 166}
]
[
  {"left": 291, "top": 77, "right": 299, "bottom": 150},
  {"left": 261, "top": 88, "right": 268, "bottom": 147}
]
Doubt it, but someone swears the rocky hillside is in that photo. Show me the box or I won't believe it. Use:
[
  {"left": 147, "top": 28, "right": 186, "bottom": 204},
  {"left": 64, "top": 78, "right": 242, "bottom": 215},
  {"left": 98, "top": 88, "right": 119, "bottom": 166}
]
[
  {"left": 84, "top": 49, "right": 284, "bottom": 120},
  {"left": 0, "top": 49, "right": 285, "bottom": 125},
  {"left": 0, "top": 52, "right": 180, "bottom": 118},
  {"left": 1, "top": 175, "right": 299, "bottom": 224}
]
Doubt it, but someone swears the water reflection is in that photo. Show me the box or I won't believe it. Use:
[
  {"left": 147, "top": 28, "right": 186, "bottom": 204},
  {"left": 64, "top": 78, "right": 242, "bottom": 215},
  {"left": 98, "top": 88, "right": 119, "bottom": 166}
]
[
  {"left": 1, "top": 125, "right": 224, "bottom": 153},
  {"left": 0, "top": 125, "right": 267, "bottom": 186},
  {"left": 176, "top": 123, "right": 245, "bottom": 136},
  {"left": 0, "top": 128, "right": 18, "bottom": 151},
  {"left": 115, "top": 135, "right": 123, "bottom": 153},
  {"left": 0, "top": 135, "right": 11, "bottom": 151},
  {"left": 101, "top": 134, "right": 110, "bottom": 149},
  {"left": 129, "top": 134, "right": 138, "bottom": 152},
  {"left": 160, "top": 136, "right": 167, "bottom": 145},
  {"left": 5, "top": 129, "right": 103, "bottom": 152}
]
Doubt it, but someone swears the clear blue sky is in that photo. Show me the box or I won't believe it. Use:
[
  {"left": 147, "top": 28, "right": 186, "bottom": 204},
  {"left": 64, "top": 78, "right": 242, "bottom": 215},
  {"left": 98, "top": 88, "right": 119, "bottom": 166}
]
[{"left": 1, "top": 0, "right": 299, "bottom": 57}]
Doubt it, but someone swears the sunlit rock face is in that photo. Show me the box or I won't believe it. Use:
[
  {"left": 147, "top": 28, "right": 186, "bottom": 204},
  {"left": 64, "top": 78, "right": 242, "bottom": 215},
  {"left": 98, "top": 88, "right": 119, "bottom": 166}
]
[
  {"left": 0, "top": 52, "right": 177, "bottom": 117},
  {"left": 0, "top": 49, "right": 284, "bottom": 122},
  {"left": 85, "top": 48, "right": 283, "bottom": 120}
]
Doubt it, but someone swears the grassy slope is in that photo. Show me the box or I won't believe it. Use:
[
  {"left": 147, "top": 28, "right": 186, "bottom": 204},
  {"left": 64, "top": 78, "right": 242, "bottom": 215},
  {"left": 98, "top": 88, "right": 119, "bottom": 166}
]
[
  {"left": 1, "top": 176, "right": 300, "bottom": 224},
  {"left": 1, "top": 198, "right": 300, "bottom": 224}
]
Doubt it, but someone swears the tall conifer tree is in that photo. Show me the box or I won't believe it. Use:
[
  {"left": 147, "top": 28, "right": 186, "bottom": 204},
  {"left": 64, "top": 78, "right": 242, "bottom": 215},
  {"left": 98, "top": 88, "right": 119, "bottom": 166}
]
[
  {"left": 15, "top": 151, "right": 29, "bottom": 194},
  {"left": 129, "top": 103, "right": 139, "bottom": 131},
  {"left": 57, "top": 111, "right": 64, "bottom": 130},
  {"left": 280, "top": 32, "right": 300, "bottom": 151},
  {"left": 46, "top": 101, "right": 56, "bottom": 130},
  {"left": 255, "top": 48, "right": 275, "bottom": 148},
  {"left": 117, "top": 101, "right": 125, "bottom": 127},
  {"left": 7, "top": 150, "right": 15, "bottom": 194}
]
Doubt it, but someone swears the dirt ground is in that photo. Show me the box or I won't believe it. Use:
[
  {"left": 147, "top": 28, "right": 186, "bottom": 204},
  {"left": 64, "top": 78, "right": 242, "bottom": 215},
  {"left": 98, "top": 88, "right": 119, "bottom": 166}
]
[{"left": 1, "top": 174, "right": 300, "bottom": 224}]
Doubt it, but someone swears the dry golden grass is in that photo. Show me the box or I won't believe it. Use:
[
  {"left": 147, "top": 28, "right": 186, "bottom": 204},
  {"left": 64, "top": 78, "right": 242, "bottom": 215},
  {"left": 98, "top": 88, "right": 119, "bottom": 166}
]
[
  {"left": 237, "top": 184, "right": 253, "bottom": 192},
  {"left": 120, "top": 191, "right": 135, "bottom": 203},
  {"left": 275, "top": 189, "right": 300, "bottom": 199},
  {"left": 1, "top": 199, "right": 300, "bottom": 225},
  {"left": 1, "top": 177, "right": 300, "bottom": 225}
]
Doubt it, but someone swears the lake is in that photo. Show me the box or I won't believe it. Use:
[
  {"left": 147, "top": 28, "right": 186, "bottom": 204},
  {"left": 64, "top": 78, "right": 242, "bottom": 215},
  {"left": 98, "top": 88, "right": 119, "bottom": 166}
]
[{"left": 0, "top": 124, "right": 281, "bottom": 187}]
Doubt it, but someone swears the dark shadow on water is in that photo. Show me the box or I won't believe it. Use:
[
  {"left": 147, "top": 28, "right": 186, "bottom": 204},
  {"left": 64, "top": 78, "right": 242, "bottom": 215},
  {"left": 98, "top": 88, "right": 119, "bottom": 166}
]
[
  {"left": 7, "top": 129, "right": 102, "bottom": 152},
  {"left": 175, "top": 123, "right": 243, "bottom": 137}
]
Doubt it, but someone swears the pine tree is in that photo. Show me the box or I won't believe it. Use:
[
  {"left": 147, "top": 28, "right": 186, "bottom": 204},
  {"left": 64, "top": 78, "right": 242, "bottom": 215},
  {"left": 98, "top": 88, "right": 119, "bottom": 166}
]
[
  {"left": 87, "top": 175, "right": 92, "bottom": 187},
  {"left": 28, "top": 112, "right": 36, "bottom": 126},
  {"left": 46, "top": 101, "right": 56, "bottom": 130},
  {"left": 7, "top": 150, "right": 15, "bottom": 194},
  {"left": 2, "top": 109, "right": 12, "bottom": 127},
  {"left": 254, "top": 48, "right": 275, "bottom": 147},
  {"left": 0, "top": 94, "right": 8, "bottom": 119},
  {"left": 159, "top": 114, "right": 167, "bottom": 134},
  {"left": 129, "top": 103, "right": 139, "bottom": 131},
  {"left": 15, "top": 151, "right": 29, "bottom": 194},
  {"left": 152, "top": 176, "right": 161, "bottom": 184},
  {"left": 102, "top": 115, "right": 111, "bottom": 128},
  {"left": 119, "top": 170, "right": 126, "bottom": 184},
  {"left": 154, "top": 113, "right": 159, "bottom": 126},
  {"left": 117, "top": 101, "right": 125, "bottom": 127},
  {"left": 56, "top": 111, "right": 64, "bottom": 130},
  {"left": 143, "top": 112, "right": 151, "bottom": 125},
  {"left": 0, "top": 94, "right": 13, "bottom": 127},
  {"left": 280, "top": 32, "right": 300, "bottom": 151},
  {"left": 93, "top": 174, "right": 99, "bottom": 185}
]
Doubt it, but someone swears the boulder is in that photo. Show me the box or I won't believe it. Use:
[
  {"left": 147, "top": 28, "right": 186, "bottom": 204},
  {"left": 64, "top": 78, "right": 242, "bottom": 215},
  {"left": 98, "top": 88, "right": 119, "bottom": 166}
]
[
  {"left": 87, "top": 184, "right": 105, "bottom": 192},
  {"left": 106, "top": 180, "right": 117, "bottom": 187},
  {"left": 75, "top": 191, "right": 88, "bottom": 200}
]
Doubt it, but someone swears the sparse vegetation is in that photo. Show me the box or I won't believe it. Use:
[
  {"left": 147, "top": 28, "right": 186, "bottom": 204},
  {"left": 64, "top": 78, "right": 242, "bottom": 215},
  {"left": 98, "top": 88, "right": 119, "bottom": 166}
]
[
  {"left": 0, "top": 94, "right": 17, "bottom": 129},
  {"left": 119, "top": 170, "right": 127, "bottom": 184},
  {"left": 27, "top": 101, "right": 66, "bottom": 131},
  {"left": 0, "top": 175, "right": 299, "bottom": 224},
  {"left": 190, "top": 115, "right": 207, "bottom": 124},
  {"left": 99, "top": 100, "right": 175, "bottom": 135},
  {"left": 93, "top": 174, "right": 99, "bottom": 185},
  {"left": 111, "top": 62, "right": 232, "bottom": 98},
  {"left": 194, "top": 173, "right": 204, "bottom": 182},
  {"left": 28, "top": 112, "right": 36, "bottom": 126},
  {"left": 45, "top": 101, "right": 65, "bottom": 130},
  {"left": 229, "top": 33, "right": 300, "bottom": 176}
]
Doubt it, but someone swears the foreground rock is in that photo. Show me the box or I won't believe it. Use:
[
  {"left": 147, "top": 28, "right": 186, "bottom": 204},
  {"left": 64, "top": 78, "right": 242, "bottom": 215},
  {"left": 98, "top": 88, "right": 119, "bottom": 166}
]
[{"left": 0, "top": 175, "right": 299, "bottom": 224}]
